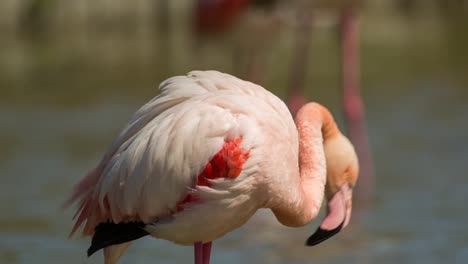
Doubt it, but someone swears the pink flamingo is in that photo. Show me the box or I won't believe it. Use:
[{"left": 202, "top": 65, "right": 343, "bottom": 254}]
[
  {"left": 66, "top": 71, "right": 359, "bottom": 264},
  {"left": 287, "top": 3, "right": 374, "bottom": 201},
  {"left": 338, "top": 6, "right": 373, "bottom": 202},
  {"left": 192, "top": 2, "right": 373, "bottom": 199},
  {"left": 193, "top": 0, "right": 250, "bottom": 34}
]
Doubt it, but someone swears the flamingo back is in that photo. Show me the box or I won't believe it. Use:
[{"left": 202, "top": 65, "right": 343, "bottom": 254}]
[{"left": 67, "top": 71, "right": 294, "bottom": 237}]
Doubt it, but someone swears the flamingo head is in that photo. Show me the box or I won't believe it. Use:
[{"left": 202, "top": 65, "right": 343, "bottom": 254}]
[{"left": 306, "top": 132, "right": 359, "bottom": 246}]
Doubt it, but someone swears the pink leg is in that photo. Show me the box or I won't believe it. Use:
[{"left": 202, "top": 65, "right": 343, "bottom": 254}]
[
  {"left": 194, "top": 242, "right": 203, "bottom": 264},
  {"left": 340, "top": 7, "right": 374, "bottom": 204},
  {"left": 202, "top": 242, "right": 212, "bottom": 264},
  {"left": 194, "top": 241, "right": 212, "bottom": 264},
  {"left": 286, "top": 6, "right": 313, "bottom": 116}
]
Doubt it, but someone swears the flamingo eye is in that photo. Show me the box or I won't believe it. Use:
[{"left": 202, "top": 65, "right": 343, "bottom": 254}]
[{"left": 342, "top": 167, "right": 352, "bottom": 184}]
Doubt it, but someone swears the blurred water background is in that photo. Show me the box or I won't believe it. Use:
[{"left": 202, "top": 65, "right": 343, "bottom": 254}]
[{"left": 1, "top": 0, "right": 468, "bottom": 263}]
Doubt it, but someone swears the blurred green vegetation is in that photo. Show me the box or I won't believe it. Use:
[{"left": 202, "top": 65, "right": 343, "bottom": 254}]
[{"left": 1, "top": 7, "right": 467, "bottom": 109}]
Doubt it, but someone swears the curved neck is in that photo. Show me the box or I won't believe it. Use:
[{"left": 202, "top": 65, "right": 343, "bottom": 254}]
[{"left": 272, "top": 103, "right": 339, "bottom": 226}]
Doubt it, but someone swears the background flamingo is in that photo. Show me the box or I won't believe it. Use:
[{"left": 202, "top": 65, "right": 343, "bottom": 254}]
[
  {"left": 193, "top": 0, "right": 374, "bottom": 202},
  {"left": 66, "top": 71, "right": 359, "bottom": 264}
]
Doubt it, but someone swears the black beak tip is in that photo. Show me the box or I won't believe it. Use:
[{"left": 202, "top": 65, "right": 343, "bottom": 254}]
[{"left": 305, "top": 221, "right": 344, "bottom": 247}]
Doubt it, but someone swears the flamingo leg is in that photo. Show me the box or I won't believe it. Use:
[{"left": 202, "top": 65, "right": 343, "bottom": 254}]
[
  {"left": 340, "top": 7, "right": 374, "bottom": 203},
  {"left": 287, "top": 4, "right": 313, "bottom": 116},
  {"left": 202, "top": 242, "right": 212, "bottom": 264},
  {"left": 194, "top": 242, "right": 203, "bottom": 264}
]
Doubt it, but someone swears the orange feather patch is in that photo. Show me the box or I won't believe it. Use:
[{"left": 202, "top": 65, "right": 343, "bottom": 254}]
[{"left": 177, "top": 138, "right": 250, "bottom": 210}]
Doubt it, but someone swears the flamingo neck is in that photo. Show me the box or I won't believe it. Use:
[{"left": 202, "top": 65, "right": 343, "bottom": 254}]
[{"left": 272, "top": 103, "right": 339, "bottom": 227}]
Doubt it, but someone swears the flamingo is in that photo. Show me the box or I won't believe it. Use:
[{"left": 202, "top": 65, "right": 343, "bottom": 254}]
[
  {"left": 287, "top": 2, "right": 374, "bottom": 202},
  {"left": 192, "top": 1, "right": 373, "bottom": 200},
  {"left": 193, "top": 0, "right": 251, "bottom": 34},
  {"left": 66, "top": 70, "right": 359, "bottom": 264}
]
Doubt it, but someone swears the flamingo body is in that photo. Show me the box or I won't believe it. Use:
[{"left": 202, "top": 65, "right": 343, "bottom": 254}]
[
  {"left": 70, "top": 71, "right": 297, "bottom": 243},
  {"left": 194, "top": 0, "right": 250, "bottom": 33},
  {"left": 66, "top": 71, "right": 359, "bottom": 264}
]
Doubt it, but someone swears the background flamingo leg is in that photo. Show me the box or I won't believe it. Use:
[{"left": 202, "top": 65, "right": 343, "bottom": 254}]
[
  {"left": 286, "top": 4, "right": 313, "bottom": 116},
  {"left": 340, "top": 6, "right": 374, "bottom": 204}
]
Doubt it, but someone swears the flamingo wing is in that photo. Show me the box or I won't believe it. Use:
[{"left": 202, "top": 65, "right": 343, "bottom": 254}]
[{"left": 67, "top": 71, "right": 287, "bottom": 236}]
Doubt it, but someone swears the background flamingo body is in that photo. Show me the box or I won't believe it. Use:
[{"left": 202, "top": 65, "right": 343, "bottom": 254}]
[{"left": 194, "top": 0, "right": 250, "bottom": 33}]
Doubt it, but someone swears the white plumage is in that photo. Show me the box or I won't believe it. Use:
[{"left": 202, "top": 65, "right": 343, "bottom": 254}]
[
  {"left": 70, "top": 70, "right": 297, "bottom": 243},
  {"left": 68, "top": 70, "right": 359, "bottom": 264}
]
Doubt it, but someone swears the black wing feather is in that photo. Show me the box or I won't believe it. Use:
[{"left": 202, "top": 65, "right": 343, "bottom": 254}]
[{"left": 87, "top": 221, "right": 149, "bottom": 256}]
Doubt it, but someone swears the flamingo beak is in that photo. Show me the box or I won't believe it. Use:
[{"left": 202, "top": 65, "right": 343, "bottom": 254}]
[{"left": 305, "top": 183, "right": 352, "bottom": 246}]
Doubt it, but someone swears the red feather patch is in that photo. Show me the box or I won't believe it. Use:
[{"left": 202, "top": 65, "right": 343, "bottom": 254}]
[{"left": 177, "top": 138, "right": 250, "bottom": 210}]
